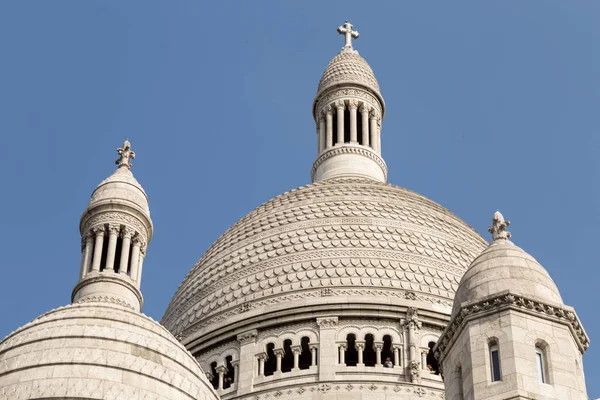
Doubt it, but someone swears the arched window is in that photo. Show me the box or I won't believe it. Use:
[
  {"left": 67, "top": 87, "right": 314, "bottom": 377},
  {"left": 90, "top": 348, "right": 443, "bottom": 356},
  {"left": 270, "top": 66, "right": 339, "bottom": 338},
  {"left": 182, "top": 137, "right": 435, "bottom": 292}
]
[
  {"left": 299, "top": 336, "right": 312, "bottom": 369},
  {"left": 536, "top": 345, "right": 549, "bottom": 384},
  {"left": 345, "top": 334, "right": 358, "bottom": 366},
  {"left": 364, "top": 334, "right": 376, "bottom": 367},
  {"left": 264, "top": 343, "right": 276, "bottom": 376},
  {"left": 281, "top": 339, "right": 294, "bottom": 373},
  {"left": 224, "top": 356, "right": 234, "bottom": 388},
  {"left": 489, "top": 340, "right": 501, "bottom": 382},
  {"left": 426, "top": 341, "right": 439, "bottom": 375},
  {"left": 210, "top": 361, "right": 218, "bottom": 389},
  {"left": 382, "top": 335, "right": 394, "bottom": 367}
]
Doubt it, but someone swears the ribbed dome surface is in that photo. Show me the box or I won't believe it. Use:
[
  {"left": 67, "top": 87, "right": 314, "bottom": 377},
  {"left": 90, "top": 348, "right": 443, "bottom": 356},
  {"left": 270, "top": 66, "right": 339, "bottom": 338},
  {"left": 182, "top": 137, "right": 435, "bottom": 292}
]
[
  {"left": 163, "top": 178, "right": 488, "bottom": 339},
  {"left": 0, "top": 302, "right": 217, "bottom": 400},
  {"left": 88, "top": 167, "right": 150, "bottom": 216},
  {"left": 317, "top": 49, "right": 381, "bottom": 98},
  {"left": 452, "top": 240, "right": 563, "bottom": 317}
]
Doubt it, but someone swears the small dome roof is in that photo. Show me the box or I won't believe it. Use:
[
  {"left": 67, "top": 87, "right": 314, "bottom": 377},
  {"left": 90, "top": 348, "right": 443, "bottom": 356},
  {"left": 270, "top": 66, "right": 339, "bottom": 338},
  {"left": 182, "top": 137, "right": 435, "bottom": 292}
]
[
  {"left": 0, "top": 302, "right": 218, "bottom": 399},
  {"left": 452, "top": 212, "right": 563, "bottom": 317},
  {"left": 316, "top": 48, "right": 382, "bottom": 102},
  {"left": 88, "top": 166, "right": 150, "bottom": 216}
]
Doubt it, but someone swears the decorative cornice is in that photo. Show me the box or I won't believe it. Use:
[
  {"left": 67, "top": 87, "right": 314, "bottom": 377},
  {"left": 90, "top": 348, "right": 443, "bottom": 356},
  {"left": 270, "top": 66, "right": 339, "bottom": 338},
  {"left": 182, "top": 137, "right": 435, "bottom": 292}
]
[
  {"left": 311, "top": 145, "right": 388, "bottom": 181},
  {"left": 75, "top": 295, "right": 135, "bottom": 310},
  {"left": 237, "top": 329, "right": 258, "bottom": 345},
  {"left": 436, "top": 292, "right": 590, "bottom": 364},
  {"left": 316, "top": 316, "right": 338, "bottom": 329}
]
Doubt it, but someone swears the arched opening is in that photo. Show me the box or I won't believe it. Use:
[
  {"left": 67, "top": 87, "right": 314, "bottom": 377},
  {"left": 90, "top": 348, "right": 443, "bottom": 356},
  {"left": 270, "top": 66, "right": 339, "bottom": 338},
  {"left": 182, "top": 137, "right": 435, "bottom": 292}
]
[
  {"left": 357, "top": 109, "right": 364, "bottom": 144},
  {"left": 299, "top": 336, "right": 312, "bottom": 370},
  {"left": 264, "top": 343, "right": 276, "bottom": 376},
  {"left": 224, "top": 356, "right": 234, "bottom": 389},
  {"left": 427, "top": 341, "right": 440, "bottom": 375},
  {"left": 343, "top": 108, "right": 350, "bottom": 142},
  {"left": 535, "top": 344, "right": 549, "bottom": 384},
  {"left": 281, "top": 339, "right": 294, "bottom": 373},
  {"left": 99, "top": 226, "right": 109, "bottom": 272},
  {"left": 113, "top": 235, "right": 123, "bottom": 273},
  {"left": 210, "top": 361, "right": 218, "bottom": 389},
  {"left": 345, "top": 334, "right": 358, "bottom": 366},
  {"left": 489, "top": 339, "right": 501, "bottom": 382},
  {"left": 364, "top": 334, "right": 376, "bottom": 367},
  {"left": 332, "top": 110, "right": 338, "bottom": 144},
  {"left": 382, "top": 335, "right": 394, "bottom": 367}
]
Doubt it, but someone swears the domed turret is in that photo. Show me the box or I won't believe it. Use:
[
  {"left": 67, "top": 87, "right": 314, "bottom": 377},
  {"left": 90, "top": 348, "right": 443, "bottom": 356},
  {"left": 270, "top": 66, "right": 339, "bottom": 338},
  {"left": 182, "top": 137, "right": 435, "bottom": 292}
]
[
  {"left": 312, "top": 22, "right": 387, "bottom": 182},
  {"left": 73, "top": 141, "right": 153, "bottom": 311}
]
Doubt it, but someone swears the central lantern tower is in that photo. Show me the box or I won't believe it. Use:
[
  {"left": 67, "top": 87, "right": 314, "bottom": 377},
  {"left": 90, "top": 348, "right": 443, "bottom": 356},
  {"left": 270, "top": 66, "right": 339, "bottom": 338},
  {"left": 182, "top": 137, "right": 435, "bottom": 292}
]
[{"left": 162, "top": 22, "right": 488, "bottom": 399}]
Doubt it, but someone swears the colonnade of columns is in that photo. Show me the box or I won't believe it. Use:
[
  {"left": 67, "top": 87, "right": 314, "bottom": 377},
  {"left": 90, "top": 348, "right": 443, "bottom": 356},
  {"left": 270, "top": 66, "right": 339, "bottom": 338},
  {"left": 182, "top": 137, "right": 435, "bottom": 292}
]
[
  {"left": 255, "top": 344, "right": 318, "bottom": 377},
  {"left": 317, "top": 100, "right": 381, "bottom": 155},
  {"left": 79, "top": 223, "right": 146, "bottom": 283},
  {"left": 207, "top": 362, "right": 239, "bottom": 393},
  {"left": 337, "top": 339, "right": 402, "bottom": 367}
]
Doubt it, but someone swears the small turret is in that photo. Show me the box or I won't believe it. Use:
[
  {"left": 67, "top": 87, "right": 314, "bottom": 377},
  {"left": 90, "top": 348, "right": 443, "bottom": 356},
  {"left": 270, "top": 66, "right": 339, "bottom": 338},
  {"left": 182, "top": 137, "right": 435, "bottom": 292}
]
[{"left": 72, "top": 140, "right": 153, "bottom": 311}]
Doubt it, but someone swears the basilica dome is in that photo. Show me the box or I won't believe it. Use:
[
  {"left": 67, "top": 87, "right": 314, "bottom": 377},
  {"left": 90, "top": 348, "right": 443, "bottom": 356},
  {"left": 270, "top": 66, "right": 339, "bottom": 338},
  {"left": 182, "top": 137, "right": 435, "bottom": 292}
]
[
  {"left": 162, "top": 177, "right": 488, "bottom": 342},
  {"left": 0, "top": 302, "right": 217, "bottom": 400}
]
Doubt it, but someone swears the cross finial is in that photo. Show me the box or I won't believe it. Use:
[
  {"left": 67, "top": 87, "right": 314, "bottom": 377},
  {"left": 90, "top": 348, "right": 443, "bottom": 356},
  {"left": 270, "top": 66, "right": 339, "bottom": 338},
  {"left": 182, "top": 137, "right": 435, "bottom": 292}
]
[
  {"left": 116, "top": 140, "right": 135, "bottom": 169},
  {"left": 488, "top": 210, "right": 511, "bottom": 241},
  {"left": 337, "top": 21, "right": 359, "bottom": 50}
]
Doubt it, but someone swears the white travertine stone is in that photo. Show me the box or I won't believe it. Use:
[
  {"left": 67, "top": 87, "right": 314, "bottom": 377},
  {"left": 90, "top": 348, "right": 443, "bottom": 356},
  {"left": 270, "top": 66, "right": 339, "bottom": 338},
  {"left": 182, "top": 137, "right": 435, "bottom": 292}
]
[
  {"left": 118, "top": 227, "right": 132, "bottom": 275},
  {"left": 360, "top": 104, "right": 370, "bottom": 147},
  {"left": 335, "top": 100, "right": 345, "bottom": 145},
  {"left": 0, "top": 303, "right": 218, "bottom": 400},
  {"left": 104, "top": 224, "right": 120, "bottom": 271},
  {"left": 79, "top": 232, "right": 93, "bottom": 279},
  {"left": 91, "top": 226, "right": 105, "bottom": 272}
]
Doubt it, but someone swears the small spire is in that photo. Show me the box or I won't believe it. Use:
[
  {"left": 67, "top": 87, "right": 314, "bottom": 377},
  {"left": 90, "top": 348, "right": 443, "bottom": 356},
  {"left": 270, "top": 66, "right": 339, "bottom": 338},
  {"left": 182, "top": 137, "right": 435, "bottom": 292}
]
[
  {"left": 116, "top": 140, "right": 135, "bottom": 169},
  {"left": 337, "top": 21, "right": 359, "bottom": 50},
  {"left": 488, "top": 210, "right": 511, "bottom": 241}
]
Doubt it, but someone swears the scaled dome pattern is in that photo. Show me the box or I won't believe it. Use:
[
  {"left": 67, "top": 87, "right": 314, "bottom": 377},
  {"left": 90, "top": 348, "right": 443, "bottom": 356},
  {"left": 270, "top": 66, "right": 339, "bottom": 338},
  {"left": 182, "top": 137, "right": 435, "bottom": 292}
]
[
  {"left": 163, "top": 177, "right": 488, "bottom": 339},
  {"left": 317, "top": 49, "right": 381, "bottom": 100},
  {"left": 0, "top": 303, "right": 217, "bottom": 400},
  {"left": 88, "top": 166, "right": 150, "bottom": 216}
]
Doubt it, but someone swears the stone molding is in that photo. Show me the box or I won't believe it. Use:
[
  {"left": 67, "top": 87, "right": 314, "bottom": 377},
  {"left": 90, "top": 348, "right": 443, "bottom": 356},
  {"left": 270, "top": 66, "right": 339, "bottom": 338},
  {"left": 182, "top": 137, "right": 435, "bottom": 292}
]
[
  {"left": 237, "top": 329, "right": 258, "bottom": 346},
  {"left": 435, "top": 291, "right": 590, "bottom": 366},
  {"left": 75, "top": 294, "right": 134, "bottom": 310},
  {"left": 316, "top": 317, "right": 338, "bottom": 329},
  {"left": 315, "top": 87, "right": 383, "bottom": 121},
  {"left": 311, "top": 145, "right": 388, "bottom": 182}
]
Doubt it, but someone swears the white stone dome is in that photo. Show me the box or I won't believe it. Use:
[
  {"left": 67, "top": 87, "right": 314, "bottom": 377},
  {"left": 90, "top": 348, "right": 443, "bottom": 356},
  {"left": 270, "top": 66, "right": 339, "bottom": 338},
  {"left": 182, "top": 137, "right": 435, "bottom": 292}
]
[
  {"left": 315, "top": 48, "right": 384, "bottom": 110},
  {"left": 162, "top": 177, "right": 488, "bottom": 340},
  {"left": 0, "top": 302, "right": 218, "bottom": 400},
  {"left": 452, "top": 239, "right": 564, "bottom": 317},
  {"left": 87, "top": 166, "right": 150, "bottom": 217}
]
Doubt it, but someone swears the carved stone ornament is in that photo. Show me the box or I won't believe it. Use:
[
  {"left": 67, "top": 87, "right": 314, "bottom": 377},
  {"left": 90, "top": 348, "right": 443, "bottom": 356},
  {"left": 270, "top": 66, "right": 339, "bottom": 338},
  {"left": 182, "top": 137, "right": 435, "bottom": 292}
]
[
  {"left": 334, "top": 100, "right": 346, "bottom": 110},
  {"left": 337, "top": 21, "right": 359, "bottom": 49},
  {"left": 436, "top": 292, "right": 591, "bottom": 364},
  {"left": 311, "top": 145, "right": 388, "bottom": 181},
  {"left": 409, "top": 360, "right": 421, "bottom": 383},
  {"left": 347, "top": 99, "right": 359, "bottom": 110},
  {"left": 318, "top": 383, "right": 332, "bottom": 393},
  {"left": 488, "top": 210, "right": 511, "bottom": 241},
  {"left": 107, "top": 224, "right": 121, "bottom": 236},
  {"left": 237, "top": 329, "right": 258, "bottom": 345},
  {"left": 404, "top": 307, "right": 422, "bottom": 330},
  {"left": 92, "top": 226, "right": 106, "bottom": 237},
  {"left": 116, "top": 140, "right": 135, "bottom": 169},
  {"left": 316, "top": 316, "right": 338, "bottom": 329}
]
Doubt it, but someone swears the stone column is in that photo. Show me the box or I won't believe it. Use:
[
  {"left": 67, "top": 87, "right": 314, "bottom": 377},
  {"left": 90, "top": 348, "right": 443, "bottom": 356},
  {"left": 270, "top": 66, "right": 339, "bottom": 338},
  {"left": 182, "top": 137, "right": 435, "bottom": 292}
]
[
  {"left": 216, "top": 365, "right": 226, "bottom": 391},
  {"left": 91, "top": 226, "right": 105, "bottom": 272},
  {"left": 316, "top": 317, "right": 338, "bottom": 381},
  {"left": 370, "top": 111, "right": 378, "bottom": 153},
  {"left": 310, "top": 344, "right": 318, "bottom": 367},
  {"left": 118, "top": 228, "right": 133, "bottom": 275},
  {"left": 376, "top": 117, "right": 382, "bottom": 153},
  {"left": 231, "top": 360, "right": 239, "bottom": 388},
  {"left": 104, "top": 224, "right": 120, "bottom": 271},
  {"left": 257, "top": 353, "right": 267, "bottom": 377},
  {"left": 79, "top": 232, "right": 94, "bottom": 279},
  {"left": 338, "top": 343, "right": 346, "bottom": 365},
  {"left": 335, "top": 101, "right": 345, "bottom": 145},
  {"left": 403, "top": 307, "right": 422, "bottom": 382},
  {"left": 136, "top": 247, "right": 145, "bottom": 285},
  {"left": 356, "top": 341, "right": 365, "bottom": 366},
  {"left": 348, "top": 100, "right": 358, "bottom": 143},
  {"left": 374, "top": 342, "right": 383, "bottom": 366},
  {"left": 291, "top": 345, "right": 301, "bottom": 371},
  {"left": 393, "top": 346, "right": 401, "bottom": 367},
  {"left": 421, "top": 349, "right": 428, "bottom": 371},
  {"left": 237, "top": 330, "right": 258, "bottom": 392},
  {"left": 319, "top": 115, "right": 326, "bottom": 154},
  {"left": 325, "top": 106, "right": 333, "bottom": 149},
  {"left": 360, "top": 104, "right": 370, "bottom": 147},
  {"left": 129, "top": 235, "right": 143, "bottom": 281},
  {"left": 274, "top": 349, "right": 284, "bottom": 373}
]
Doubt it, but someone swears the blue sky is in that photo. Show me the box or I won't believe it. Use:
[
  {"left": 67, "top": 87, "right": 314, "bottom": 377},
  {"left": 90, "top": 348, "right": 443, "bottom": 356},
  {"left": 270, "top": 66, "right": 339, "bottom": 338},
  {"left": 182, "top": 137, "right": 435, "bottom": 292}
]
[{"left": 0, "top": 1, "right": 598, "bottom": 395}]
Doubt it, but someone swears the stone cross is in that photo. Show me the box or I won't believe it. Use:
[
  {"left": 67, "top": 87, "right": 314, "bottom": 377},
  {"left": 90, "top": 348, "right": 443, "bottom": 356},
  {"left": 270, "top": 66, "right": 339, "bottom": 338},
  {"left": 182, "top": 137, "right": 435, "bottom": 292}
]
[
  {"left": 116, "top": 140, "right": 135, "bottom": 169},
  {"left": 337, "top": 21, "right": 359, "bottom": 49},
  {"left": 488, "top": 210, "right": 511, "bottom": 241}
]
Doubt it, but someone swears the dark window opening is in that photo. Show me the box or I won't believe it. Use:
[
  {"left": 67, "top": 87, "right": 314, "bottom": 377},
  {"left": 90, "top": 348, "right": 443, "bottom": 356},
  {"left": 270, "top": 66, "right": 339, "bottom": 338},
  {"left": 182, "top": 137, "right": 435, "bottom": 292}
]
[
  {"left": 281, "top": 339, "right": 294, "bottom": 373},
  {"left": 343, "top": 108, "right": 350, "bottom": 143},
  {"left": 357, "top": 110, "right": 364, "bottom": 144},
  {"left": 99, "top": 226, "right": 108, "bottom": 272},
  {"left": 332, "top": 111, "right": 338, "bottom": 144},
  {"left": 210, "top": 362, "right": 218, "bottom": 389},
  {"left": 345, "top": 334, "right": 358, "bottom": 366},
  {"left": 364, "top": 334, "right": 376, "bottom": 367},
  {"left": 427, "top": 341, "right": 440, "bottom": 375},
  {"left": 490, "top": 341, "right": 501, "bottom": 382},
  {"left": 113, "top": 236, "right": 123, "bottom": 273},
  {"left": 264, "top": 343, "right": 276, "bottom": 376},
  {"left": 299, "top": 336, "right": 312, "bottom": 370},
  {"left": 224, "top": 356, "right": 234, "bottom": 389},
  {"left": 382, "top": 335, "right": 394, "bottom": 367}
]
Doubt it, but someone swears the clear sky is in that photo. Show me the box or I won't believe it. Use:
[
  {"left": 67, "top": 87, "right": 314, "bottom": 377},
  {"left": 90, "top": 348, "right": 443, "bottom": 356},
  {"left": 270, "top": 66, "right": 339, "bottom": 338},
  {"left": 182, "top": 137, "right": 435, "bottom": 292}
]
[{"left": 0, "top": 1, "right": 598, "bottom": 396}]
